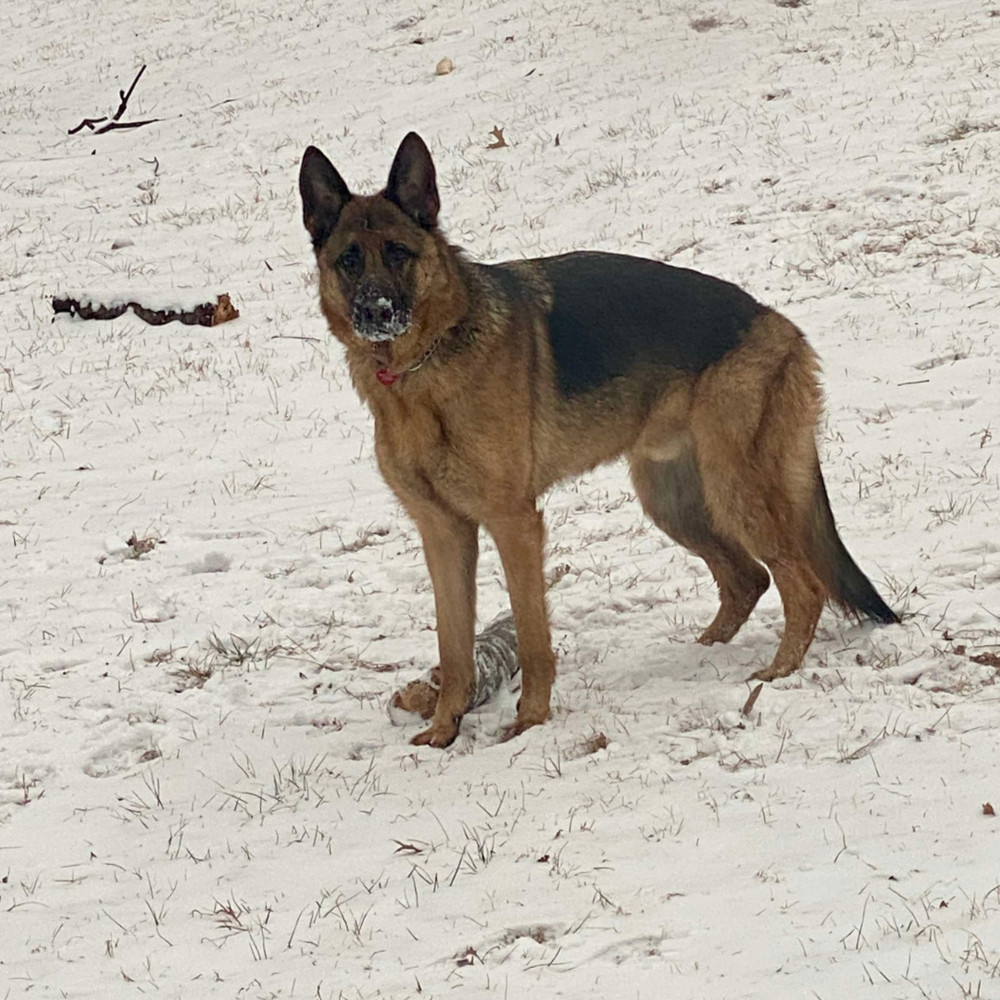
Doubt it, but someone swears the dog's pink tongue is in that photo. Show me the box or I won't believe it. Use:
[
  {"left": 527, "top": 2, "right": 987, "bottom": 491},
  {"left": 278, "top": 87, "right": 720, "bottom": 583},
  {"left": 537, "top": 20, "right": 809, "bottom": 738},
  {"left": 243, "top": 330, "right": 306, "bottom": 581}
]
[{"left": 376, "top": 368, "right": 399, "bottom": 386}]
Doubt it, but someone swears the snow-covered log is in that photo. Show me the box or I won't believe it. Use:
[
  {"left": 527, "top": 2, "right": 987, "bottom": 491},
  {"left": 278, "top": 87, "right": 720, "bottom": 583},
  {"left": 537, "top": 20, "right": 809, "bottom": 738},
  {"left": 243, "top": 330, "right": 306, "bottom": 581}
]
[{"left": 52, "top": 292, "right": 239, "bottom": 327}]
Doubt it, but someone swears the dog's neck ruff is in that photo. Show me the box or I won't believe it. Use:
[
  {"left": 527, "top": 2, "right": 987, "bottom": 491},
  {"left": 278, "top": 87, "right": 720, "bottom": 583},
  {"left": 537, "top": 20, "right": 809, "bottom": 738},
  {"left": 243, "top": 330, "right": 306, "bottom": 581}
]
[{"left": 375, "top": 337, "right": 441, "bottom": 387}]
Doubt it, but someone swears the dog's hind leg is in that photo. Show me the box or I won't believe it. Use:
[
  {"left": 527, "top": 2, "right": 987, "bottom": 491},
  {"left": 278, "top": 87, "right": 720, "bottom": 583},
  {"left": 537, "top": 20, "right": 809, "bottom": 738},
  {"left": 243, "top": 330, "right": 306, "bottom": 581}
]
[
  {"left": 747, "top": 557, "right": 825, "bottom": 680},
  {"left": 688, "top": 311, "right": 830, "bottom": 680},
  {"left": 629, "top": 446, "right": 770, "bottom": 645}
]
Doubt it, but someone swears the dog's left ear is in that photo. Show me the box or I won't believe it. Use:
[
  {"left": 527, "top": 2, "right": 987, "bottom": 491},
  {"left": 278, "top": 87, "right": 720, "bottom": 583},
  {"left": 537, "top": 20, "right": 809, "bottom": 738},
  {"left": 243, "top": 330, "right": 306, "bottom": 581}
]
[{"left": 385, "top": 132, "right": 440, "bottom": 229}]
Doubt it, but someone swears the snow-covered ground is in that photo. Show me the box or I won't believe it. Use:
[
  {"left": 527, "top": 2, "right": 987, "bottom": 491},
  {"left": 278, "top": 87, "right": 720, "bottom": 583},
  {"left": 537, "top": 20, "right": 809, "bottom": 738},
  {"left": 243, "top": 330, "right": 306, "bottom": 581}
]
[{"left": 2, "top": 1, "right": 999, "bottom": 996}]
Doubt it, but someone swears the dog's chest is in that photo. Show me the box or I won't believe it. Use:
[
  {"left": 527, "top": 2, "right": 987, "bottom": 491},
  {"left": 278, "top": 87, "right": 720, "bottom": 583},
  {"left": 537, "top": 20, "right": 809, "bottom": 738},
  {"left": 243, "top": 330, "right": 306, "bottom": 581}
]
[
  {"left": 375, "top": 400, "right": 445, "bottom": 466},
  {"left": 371, "top": 393, "right": 529, "bottom": 517},
  {"left": 373, "top": 401, "right": 469, "bottom": 499}
]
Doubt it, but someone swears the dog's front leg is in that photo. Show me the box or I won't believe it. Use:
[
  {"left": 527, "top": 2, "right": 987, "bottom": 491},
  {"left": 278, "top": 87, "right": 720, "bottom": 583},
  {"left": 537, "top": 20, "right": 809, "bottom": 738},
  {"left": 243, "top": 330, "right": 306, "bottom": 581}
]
[
  {"left": 488, "top": 508, "right": 555, "bottom": 739},
  {"left": 409, "top": 506, "right": 479, "bottom": 748}
]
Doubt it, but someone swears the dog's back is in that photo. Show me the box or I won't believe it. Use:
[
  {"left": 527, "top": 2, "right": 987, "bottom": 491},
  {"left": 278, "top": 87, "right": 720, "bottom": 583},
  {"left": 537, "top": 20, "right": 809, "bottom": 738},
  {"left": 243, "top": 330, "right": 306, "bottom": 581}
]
[{"left": 532, "top": 251, "right": 766, "bottom": 394}]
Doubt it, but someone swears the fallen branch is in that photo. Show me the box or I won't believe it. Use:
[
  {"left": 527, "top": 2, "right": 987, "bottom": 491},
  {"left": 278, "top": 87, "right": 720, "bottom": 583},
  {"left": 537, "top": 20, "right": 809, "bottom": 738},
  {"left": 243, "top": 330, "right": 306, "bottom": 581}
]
[
  {"left": 68, "top": 65, "right": 162, "bottom": 135},
  {"left": 92, "top": 119, "right": 162, "bottom": 135},
  {"left": 52, "top": 293, "right": 239, "bottom": 328}
]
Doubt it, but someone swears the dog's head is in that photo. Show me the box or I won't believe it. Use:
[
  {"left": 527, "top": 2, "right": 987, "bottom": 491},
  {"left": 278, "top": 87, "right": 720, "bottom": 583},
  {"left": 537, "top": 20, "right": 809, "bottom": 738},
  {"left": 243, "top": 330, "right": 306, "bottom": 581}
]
[{"left": 299, "top": 134, "right": 464, "bottom": 374}]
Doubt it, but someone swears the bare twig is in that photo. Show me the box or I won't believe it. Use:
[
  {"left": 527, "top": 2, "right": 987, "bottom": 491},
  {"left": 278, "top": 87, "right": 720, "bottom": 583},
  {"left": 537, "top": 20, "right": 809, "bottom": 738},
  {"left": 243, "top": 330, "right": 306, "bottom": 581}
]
[
  {"left": 93, "top": 119, "right": 162, "bottom": 135},
  {"left": 112, "top": 65, "right": 146, "bottom": 122},
  {"left": 68, "top": 65, "right": 161, "bottom": 136},
  {"left": 741, "top": 682, "right": 764, "bottom": 717},
  {"left": 67, "top": 116, "right": 109, "bottom": 135}
]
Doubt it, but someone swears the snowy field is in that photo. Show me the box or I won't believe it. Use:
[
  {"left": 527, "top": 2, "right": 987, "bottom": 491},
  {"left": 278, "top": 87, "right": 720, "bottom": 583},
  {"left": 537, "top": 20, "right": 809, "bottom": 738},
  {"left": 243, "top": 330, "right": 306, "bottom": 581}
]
[{"left": 2, "top": 1, "right": 999, "bottom": 996}]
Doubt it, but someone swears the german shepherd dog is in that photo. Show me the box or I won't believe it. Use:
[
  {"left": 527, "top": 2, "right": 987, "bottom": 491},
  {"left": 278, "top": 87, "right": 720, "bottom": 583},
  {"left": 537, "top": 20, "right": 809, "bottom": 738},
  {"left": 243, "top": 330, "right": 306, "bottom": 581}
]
[{"left": 299, "top": 133, "right": 899, "bottom": 747}]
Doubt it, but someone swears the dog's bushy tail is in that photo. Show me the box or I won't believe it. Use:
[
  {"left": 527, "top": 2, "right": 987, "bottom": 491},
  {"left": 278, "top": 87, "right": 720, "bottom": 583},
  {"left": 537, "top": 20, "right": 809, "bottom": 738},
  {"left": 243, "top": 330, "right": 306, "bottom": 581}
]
[{"left": 808, "top": 467, "right": 899, "bottom": 624}]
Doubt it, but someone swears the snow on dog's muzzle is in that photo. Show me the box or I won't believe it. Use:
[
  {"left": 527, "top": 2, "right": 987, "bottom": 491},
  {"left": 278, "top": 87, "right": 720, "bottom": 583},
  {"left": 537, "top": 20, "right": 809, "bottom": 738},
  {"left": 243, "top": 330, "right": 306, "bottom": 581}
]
[{"left": 352, "top": 287, "right": 411, "bottom": 342}]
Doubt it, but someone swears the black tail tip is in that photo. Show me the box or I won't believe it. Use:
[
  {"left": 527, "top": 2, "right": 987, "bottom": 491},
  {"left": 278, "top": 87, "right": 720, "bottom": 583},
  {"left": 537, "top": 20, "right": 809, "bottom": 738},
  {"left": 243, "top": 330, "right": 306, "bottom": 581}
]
[{"left": 856, "top": 593, "right": 901, "bottom": 626}]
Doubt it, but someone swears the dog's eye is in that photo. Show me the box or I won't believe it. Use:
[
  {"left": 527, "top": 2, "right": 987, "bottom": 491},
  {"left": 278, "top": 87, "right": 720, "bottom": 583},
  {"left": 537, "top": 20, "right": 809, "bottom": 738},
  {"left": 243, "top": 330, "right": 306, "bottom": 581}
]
[
  {"left": 384, "top": 242, "right": 415, "bottom": 269},
  {"left": 336, "top": 244, "right": 363, "bottom": 277}
]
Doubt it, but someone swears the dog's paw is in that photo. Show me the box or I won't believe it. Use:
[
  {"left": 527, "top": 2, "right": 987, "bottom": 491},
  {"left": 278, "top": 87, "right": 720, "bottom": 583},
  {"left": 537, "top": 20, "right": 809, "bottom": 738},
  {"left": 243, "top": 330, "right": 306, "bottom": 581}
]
[
  {"left": 411, "top": 717, "right": 460, "bottom": 748},
  {"left": 748, "top": 662, "right": 797, "bottom": 683},
  {"left": 499, "top": 722, "right": 526, "bottom": 743},
  {"left": 697, "top": 618, "right": 744, "bottom": 645},
  {"left": 697, "top": 627, "right": 730, "bottom": 645},
  {"left": 499, "top": 714, "right": 546, "bottom": 743}
]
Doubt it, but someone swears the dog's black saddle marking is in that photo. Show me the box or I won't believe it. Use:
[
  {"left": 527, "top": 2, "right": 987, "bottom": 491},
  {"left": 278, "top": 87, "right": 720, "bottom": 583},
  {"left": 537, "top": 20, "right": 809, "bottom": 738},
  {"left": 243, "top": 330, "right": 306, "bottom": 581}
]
[{"left": 536, "top": 252, "right": 766, "bottom": 397}]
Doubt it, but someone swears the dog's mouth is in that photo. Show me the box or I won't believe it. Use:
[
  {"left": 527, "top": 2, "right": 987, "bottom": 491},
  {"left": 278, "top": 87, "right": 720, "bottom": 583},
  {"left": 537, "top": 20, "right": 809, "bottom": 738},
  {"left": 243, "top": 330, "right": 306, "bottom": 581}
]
[{"left": 351, "top": 293, "right": 411, "bottom": 343}]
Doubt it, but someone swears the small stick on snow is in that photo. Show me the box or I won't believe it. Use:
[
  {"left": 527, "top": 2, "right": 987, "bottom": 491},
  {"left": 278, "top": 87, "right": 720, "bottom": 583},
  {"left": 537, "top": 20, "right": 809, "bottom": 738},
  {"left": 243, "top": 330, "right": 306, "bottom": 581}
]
[
  {"left": 741, "top": 682, "right": 763, "bottom": 718},
  {"left": 111, "top": 65, "right": 147, "bottom": 122},
  {"left": 68, "top": 65, "right": 162, "bottom": 135},
  {"left": 92, "top": 119, "right": 163, "bottom": 135}
]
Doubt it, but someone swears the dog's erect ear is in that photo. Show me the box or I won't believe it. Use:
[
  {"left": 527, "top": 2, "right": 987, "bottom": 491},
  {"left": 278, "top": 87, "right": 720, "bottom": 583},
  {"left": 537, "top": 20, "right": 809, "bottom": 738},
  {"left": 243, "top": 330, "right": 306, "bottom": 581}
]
[
  {"left": 385, "top": 132, "right": 440, "bottom": 229},
  {"left": 299, "top": 146, "right": 351, "bottom": 251}
]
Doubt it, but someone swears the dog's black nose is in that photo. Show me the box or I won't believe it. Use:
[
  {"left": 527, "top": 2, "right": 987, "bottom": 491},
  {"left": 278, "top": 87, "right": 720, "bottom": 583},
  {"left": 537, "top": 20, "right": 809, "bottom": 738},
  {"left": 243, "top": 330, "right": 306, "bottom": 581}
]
[
  {"left": 352, "top": 289, "right": 410, "bottom": 342},
  {"left": 357, "top": 299, "right": 394, "bottom": 328}
]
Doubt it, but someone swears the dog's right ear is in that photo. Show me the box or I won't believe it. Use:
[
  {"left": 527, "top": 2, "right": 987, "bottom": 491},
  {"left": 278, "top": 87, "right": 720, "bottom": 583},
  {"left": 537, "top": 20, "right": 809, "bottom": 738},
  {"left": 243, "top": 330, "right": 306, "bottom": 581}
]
[{"left": 299, "top": 146, "right": 351, "bottom": 251}]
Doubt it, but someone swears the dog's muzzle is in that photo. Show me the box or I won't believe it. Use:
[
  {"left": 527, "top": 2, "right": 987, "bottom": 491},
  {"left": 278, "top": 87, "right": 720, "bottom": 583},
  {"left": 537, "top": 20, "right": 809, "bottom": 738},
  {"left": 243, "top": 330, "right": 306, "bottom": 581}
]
[{"left": 352, "top": 288, "right": 411, "bottom": 343}]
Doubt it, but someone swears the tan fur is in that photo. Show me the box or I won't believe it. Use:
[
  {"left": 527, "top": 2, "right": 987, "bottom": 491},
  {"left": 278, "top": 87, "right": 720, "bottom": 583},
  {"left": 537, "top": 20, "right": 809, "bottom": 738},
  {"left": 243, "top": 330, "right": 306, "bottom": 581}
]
[
  {"left": 328, "top": 253, "right": 825, "bottom": 741},
  {"left": 301, "top": 137, "right": 893, "bottom": 747},
  {"left": 677, "top": 313, "right": 827, "bottom": 677}
]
